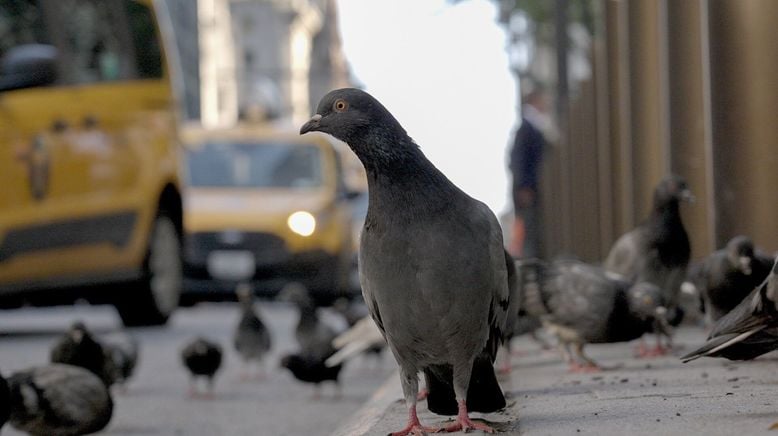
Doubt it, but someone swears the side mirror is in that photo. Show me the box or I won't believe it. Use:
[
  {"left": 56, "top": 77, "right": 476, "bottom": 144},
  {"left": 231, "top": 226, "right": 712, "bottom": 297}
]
[{"left": 0, "top": 44, "right": 58, "bottom": 92}]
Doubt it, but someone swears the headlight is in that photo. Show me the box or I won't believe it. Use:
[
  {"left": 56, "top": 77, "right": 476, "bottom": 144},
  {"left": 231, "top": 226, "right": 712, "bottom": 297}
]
[{"left": 287, "top": 211, "right": 316, "bottom": 237}]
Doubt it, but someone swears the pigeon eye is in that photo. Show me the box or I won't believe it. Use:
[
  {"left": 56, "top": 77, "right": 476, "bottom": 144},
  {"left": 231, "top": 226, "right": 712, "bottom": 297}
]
[{"left": 333, "top": 99, "right": 349, "bottom": 113}]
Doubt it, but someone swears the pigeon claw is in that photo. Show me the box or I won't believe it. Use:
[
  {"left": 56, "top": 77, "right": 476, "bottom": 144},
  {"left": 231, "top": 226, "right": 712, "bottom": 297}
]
[
  {"left": 390, "top": 406, "right": 439, "bottom": 436},
  {"left": 567, "top": 362, "right": 601, "bottom": 373},
  {"left": 635, "top": 344, "right": 670, "bottom": 358},
  {"left": 441, "top": 401, "right": 495, "bottom": 434}
]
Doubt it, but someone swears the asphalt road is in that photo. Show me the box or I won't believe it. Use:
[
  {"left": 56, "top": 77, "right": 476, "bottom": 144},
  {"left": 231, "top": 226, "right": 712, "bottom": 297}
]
[{"left": 0, "top": 302, "right": 395, "bottom": 436}]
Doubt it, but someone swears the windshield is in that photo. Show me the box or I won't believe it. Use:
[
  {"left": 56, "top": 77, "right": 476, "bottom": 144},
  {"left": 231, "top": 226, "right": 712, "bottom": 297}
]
[{"left": 186, "top": 141, "right": 324, "bottom": 189}]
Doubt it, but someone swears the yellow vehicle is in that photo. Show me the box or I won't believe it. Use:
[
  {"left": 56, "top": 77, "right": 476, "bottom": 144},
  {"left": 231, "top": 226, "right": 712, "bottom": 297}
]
[
  {"left": 181, "top": 126, "right": 363, "bottom": 303},
  {"left": 0, "top": 0, "right": 184, "bottom": 325}
]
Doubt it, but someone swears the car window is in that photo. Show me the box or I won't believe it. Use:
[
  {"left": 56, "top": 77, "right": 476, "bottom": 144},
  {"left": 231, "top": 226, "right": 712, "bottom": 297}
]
[
  {"left": 186, "top": 142, "right": 324, "bottom": 189},
  {"left": 126, "top": 0, "right": 162, "bottom": 79}
]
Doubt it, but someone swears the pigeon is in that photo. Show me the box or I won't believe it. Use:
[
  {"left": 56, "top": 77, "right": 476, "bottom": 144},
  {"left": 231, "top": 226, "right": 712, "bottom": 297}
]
[
  {"left": 4, "top": 364, "right": 113, "bottom": 436},
  {"left": 280, "top": 353, "right": 343, "bottom": 398},
  {"left": 682, "top": 257, "right": 778, "bottom": 362},
  {"left": 301, "top": 88, "right": 516, "bottom": 434},
  {"left": 101, "top": 333, "right": 139, "bottom": 391},
  {"left": 50, "top": 321, "right": 112, "bottom": 385},
  {"left": 233, "top": 284, "right": 272, "bottom": 379},
  {"left": 278, "top": 282, "right": 338, "bottom": 361},
  {"left": 686, "top": 236, "right": 774, "bottom": 323},
  {"left": 181, "top": 337, "right": 223, "bottom": 398},
  {"left": 522, "top": 259, "right": 670, "bottom": 371},
  {"left": 604, "top": 175, "right": 693, "bottom": 356},
  {"left": 0, "top": 371, "right": 9, "bottom": 431}
]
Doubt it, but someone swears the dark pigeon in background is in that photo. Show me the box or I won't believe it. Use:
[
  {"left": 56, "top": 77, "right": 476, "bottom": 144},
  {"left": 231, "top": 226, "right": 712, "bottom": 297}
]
[
  {"left": 278, "top": 282, "right": 338, "bottom": 362},
  {"left": 687, "top": 236, "right": 774, "bottom": 323},
  {"left": 233, "top": 283, "right": 272, "bottom": 379},
  {"left": 4, "top": 364, "right": 113, "bottom": 436},
  {"left": 101, "top": 333, "right": 139, "bottom": 392},
  {"left": 50, "top": 321, "right": 112, "bottom": 386},
  {"left": 280, "top": 353, "right": 343, "bottom": 398},
  {"left": 0, "top": 370, "right": 9, "bottom": 431},
  {"left": 301, "top": 88, "right": 515, "bottom": 434},
  {"left": 682, "top": 257, "right": 778, "bottom": 363},
  {"left": 522, "top": 259, "right": 670, "bottom": 371},
  {"left": 181, "top": 337, "right": 223, "bottom": 399},
  {"left": 604, "top": 175, "right": 693, "bottom": 356}
]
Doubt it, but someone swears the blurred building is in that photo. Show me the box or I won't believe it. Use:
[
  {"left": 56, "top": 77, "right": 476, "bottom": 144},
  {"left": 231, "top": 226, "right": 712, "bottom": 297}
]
[
  {"left": 230, "top": 0, "right": 350, "bottom": 126},
  {"left": 504, "top": 0, "right": 778, "bottom": 261},
  {"left": 162, "top": 0, "right": 349, "bottom": 128},
  {"left": 163, "top": 0, "right": 201, "bottom": 121}
]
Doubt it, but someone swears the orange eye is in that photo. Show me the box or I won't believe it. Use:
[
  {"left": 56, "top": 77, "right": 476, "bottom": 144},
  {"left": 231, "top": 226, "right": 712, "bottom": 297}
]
[{"left": 333, "top": 99, "right": 348, "bottom": 112}]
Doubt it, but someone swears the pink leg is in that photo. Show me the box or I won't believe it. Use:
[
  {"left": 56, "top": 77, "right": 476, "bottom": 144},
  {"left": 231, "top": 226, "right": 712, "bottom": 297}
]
[
  {"left": 442, "top": 400, "right": 495, "bottom": 433},
  {"left": 416, "top": 388, "right": 429, "bottom": 401},
  {"left": 567, "top": 362, "right": 601, "bottom": 373},
  {"left": 390, "top": 405, "right": 439, "bottom": 436}
]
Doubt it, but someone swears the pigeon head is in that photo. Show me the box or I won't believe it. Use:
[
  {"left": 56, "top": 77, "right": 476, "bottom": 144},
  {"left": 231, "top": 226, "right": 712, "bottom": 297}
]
[
  {"left": 277, "top": 282, "right": 313, "bottom": 308},
  {"left": 626, "top": 281, "right": 665, "bottom": 320},
  {"left": 68, "top": 321, "right": 90, "bottom": 343},
  {"left": 726, "top": 235, "right": 755, "bottom": 275},
  {"left": 300, "top": 88, "right": 415, "bottom": 165},
  {"left": 653, "top": 175, "right": 694, "bottom": 209}
]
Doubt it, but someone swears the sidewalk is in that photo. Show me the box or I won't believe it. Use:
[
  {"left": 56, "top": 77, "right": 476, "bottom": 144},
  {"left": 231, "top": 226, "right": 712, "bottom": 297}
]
[{"left": 333, "top": 327, "right": 778, "bottom": 435}]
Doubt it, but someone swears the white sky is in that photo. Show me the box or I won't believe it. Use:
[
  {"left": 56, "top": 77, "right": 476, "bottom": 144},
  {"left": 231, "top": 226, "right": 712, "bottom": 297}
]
[{"left": 337, "top": 0, "right": 518, "bottom": 215}]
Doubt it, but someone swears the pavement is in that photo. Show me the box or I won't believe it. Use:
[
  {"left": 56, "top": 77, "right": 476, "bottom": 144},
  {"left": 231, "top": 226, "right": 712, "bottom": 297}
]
[{"left": 334, "top": 326, "right": 778, "bottom": 435}]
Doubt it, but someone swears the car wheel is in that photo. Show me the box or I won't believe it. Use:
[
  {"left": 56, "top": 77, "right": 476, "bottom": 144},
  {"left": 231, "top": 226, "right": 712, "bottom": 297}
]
[{"left": 115, "top": 215, "right": 182, "bottom": 326}]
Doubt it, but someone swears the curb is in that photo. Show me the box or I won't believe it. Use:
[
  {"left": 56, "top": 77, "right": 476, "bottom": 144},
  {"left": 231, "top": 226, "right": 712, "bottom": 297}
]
[{"left": 330, "top": 372, "right": 402, "bottom": 436}]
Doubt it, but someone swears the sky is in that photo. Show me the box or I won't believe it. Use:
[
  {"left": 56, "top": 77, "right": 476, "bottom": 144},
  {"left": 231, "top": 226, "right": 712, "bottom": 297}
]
[{"left": 337, "top": 0, "right": 518, "bottom": 215}]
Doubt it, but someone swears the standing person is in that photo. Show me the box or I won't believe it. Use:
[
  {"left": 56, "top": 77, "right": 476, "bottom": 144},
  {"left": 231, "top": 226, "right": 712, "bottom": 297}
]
[{"left": 509, "top": 89, "right": 548, "bottom": 258}]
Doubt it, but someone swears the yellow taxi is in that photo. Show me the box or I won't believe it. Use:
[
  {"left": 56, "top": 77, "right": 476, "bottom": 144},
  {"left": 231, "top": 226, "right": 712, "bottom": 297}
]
[
  {"left": 0, "top": 0, "right": 183, "bottom": 325},
  {"left": 181, "top": 126, "right": 365, "bottom": 303}
]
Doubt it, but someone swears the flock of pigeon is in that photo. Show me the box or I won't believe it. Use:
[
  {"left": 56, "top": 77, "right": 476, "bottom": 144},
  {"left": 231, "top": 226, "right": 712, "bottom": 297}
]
[
  {"left": 0, "top": 280, "right": 381, "bottom": 435},
  {"left": 297, "top": 88, "right": 778, "bottom": 434},
  {"left": 1, "top": 87, "right": 777, "bottom": 435}
]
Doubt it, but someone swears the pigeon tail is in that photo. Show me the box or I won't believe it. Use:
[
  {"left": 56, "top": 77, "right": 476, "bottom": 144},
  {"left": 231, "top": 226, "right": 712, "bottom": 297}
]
[{"left": 424, "top": 356, "right": 505, "bottom": 416}]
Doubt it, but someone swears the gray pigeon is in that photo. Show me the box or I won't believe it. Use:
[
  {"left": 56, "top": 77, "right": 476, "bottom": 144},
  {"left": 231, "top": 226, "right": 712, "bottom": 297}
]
[
  {"left": 50, "top": 321, "right": 113, "bottom": 386},
  {"left": 233, "top": 284, "right": 272, "bottom": 378},
  {"left": 604, "top": 175, "right": 693, "bottom": 356},
  {"left": 278, "top": 282, "right": 337, "bottom": 361},
  {"left": 682, "top": 257, "right": 778, "bottom": 362},
  {"left": 687, "top": 236, "right": 774, "bottom": 323},
  {"left": 301, "top": 88, "right": 515, "bottom": 434},
  {"left": 522, "top": 259, "right": 670, "bottom": 371},
  {"left": 4, "top": 364, "right": 113, "bottom": 436}
]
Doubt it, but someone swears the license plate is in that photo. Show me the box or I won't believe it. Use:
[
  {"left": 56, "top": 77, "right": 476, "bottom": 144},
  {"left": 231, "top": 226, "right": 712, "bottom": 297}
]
[{"left": 207, "top": 250, "right": 255, "bottom": 281}]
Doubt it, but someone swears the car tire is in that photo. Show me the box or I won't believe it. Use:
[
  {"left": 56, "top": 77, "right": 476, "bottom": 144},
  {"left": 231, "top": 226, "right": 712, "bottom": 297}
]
[{"left": 115, "top": 214, "right": 182, "bottom": 326}]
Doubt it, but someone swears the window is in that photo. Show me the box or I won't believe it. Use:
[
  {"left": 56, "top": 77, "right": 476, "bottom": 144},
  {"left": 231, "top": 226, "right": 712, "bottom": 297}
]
[
  {"left": 126, "top": 1, "right": 162, "bottom": 79},
  {"left": 0, "top": 1, "right": 47, "bottom": 59}
]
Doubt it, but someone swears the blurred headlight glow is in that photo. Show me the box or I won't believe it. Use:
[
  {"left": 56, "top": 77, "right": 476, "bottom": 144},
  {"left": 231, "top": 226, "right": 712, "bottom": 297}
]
[{"left": 288, "top": 211, "right": 316, "bottom": 237}]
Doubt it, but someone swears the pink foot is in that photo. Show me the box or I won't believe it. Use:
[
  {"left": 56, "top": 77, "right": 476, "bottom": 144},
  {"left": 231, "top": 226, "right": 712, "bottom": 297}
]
[
  {"left": 390, "top": 406, "right": 439, "bottom": 436},
  {"left": 416, "top": 389, "right": 429, "bottom": 401},
  {"left": 635, "top": 344, "right": 669, "bottom": 358},
  {"left": 442, "top": 401, "right": 495, "bottom": 434},
  {"left": 567, "top": 362, "right": 601, "bottom": 373}
]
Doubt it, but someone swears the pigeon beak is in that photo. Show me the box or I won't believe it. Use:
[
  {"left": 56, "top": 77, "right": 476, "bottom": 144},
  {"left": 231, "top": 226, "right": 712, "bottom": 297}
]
[
  {"left": 739, "top": 256, "right": 753, "bottom": 275},
  {"left": 300, "top": 114, "right": 322, "bottom": 135},
  {"left": 679, "top": 189, "right": 695, "bottom": 204}
]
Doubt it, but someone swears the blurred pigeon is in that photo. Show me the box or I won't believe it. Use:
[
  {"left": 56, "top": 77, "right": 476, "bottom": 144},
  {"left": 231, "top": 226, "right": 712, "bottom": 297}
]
[
  {"left": 682, "top": 257, "right": 778, "bottom": 363},
  {"left": 688, "top": 236, "right": 774, "bottom": 323},
  {"left": 101, "top": 333, "right": 139, "bottom": 391},
  {"left": 301, "top": 88, "right": 515, "bottom": 434},
  {"left": 280, "top": 353, "right": 343, "bottom": 398},
  {"left": 0, "top": 371, "right": 9, "bottom": 431},
  {"left": 5, "top": 364, "right": 113, "bottom": 436},
  {"left": 523, "top": 259, "right": 670, "bottom": 371},
  {"left": 233, "top": 284, "right": 272, "bottom": 379},
  {"left": 50, "top": 321, "right": 112, "bottom": 385},
  {"left": 181, "top": 337, "right": 223, "bottom": 398},
  {"left": 278, "top": 282, "right": 338, "bottom": 361},
  {"left": 325, "top": 315, "right": 386, "bottom": 368},
  {"left": 332, "top": 297, "right": 370, "bottom": 327},
  {"left": 604, "top": 175, "right": 693, "bottom": 356}
]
